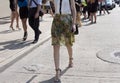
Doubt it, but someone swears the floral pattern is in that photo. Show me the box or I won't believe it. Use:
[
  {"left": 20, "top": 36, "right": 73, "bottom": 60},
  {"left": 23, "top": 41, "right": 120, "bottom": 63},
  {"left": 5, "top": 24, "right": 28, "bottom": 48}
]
[{"left": 51, "top": 14, "right": 75, "bottom": 46}]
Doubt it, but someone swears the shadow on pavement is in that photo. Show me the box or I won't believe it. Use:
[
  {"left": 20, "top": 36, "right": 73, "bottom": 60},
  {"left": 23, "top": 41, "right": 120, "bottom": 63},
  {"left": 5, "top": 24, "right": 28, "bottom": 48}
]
[
  {"left": 0, "top": 39, "right": 32, "bottom": 51},
  {"left": 0, "top": 29, "right": 21, "bottom": 34},
  {"left": 26, "top": 75, "right": 38, "bottom": 83},
  {"left": 0, "top": 21, "right": 11, "bottom": 25},
  {"left": 39, "top": 67, "right": 70, "bottom": 83},
  {"left": 0, "top": 16, "right": 10, "bottom": 19},
  {"left": 39, "top": 77, "right": 56, "bottom": 83},
  {"left": 0, "top": 16, "right": 11, "bottom": 25}
]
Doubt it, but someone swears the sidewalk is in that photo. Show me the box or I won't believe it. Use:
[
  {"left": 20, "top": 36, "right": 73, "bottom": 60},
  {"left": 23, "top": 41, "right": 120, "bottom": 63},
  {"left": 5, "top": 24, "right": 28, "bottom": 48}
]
[{"left": 0, "top": 14, "right": 53, "bottom": 72}]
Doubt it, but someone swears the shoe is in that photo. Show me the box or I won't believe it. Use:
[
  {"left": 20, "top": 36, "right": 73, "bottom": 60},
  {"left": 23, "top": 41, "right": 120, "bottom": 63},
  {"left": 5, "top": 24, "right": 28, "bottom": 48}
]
[
  {"left": 94, "top": 21, "right": 96, "bottom": 24},
  {"left": 35, "top": 30, "right": 42, "bottom": 41},
  {"left": 23, "top": 32, "right": 27, "bottom": 41},
  {"left": 16, "top": 25, "right": 21, "bottom": 30},
  {"left": 54, "top": 68, "right": 61, "bottom": 82},
  {"left": 39, "top": 30, "right": 42, "bottom": 34},
  {"left": 10, "top": 26, "right": 15, "bottom": 31},
  {"left": 32, "top": 40, "right": 38, "bottom": 44},
  {"left": 68, "top": 58, "right": 73, "bottom": 68}
]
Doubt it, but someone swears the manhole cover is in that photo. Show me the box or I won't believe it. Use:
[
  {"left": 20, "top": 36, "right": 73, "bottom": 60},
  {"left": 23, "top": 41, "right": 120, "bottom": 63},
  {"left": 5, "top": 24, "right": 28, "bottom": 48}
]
[{"left": 96, "top": 47, "right": 120, "bottom": 64}]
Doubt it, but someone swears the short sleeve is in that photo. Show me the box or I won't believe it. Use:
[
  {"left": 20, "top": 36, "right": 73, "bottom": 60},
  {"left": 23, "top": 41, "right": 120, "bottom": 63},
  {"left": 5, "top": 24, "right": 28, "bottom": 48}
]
[{"left": 37, "top": 0, "right": 42, "bottom": 5}]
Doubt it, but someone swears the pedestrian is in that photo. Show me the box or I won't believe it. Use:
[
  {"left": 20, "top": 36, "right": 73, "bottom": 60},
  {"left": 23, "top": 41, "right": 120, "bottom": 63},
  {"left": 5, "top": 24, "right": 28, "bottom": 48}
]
[
  {"left": 28, "top": 0, "right": 42, "bottom": 44},
  {"left": 101, "top": 0, "right": 110, "bottom": 15},
  {"left": 81, "top": 0, "right": 88, "bottom": 20},
  {"left": 15, "top": 0, "right": 28, "bottom": 41},
  {"left": 89, "top": 0, "right": 98, "bottom": 23},
  {"left": 51, "top": 0, "right": 76, "bottom": 82},
  {"left": 9, "top": 0, "right": 20, "bottom": 30},
  {"left": 44, "top": 0, "right": 54, "bottom": 17},
  {"left": 75, "top": 0, "right": 82, "bottom": 27}
]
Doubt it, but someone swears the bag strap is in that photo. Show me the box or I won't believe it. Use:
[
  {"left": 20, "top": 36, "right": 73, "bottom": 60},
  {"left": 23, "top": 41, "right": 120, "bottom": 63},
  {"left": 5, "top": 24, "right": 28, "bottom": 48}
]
[
  {"left": 59, "top": 0, "right": 62, "bottom": 14},
  {"left": 30, "top": 0, "right": 38, "bottom": 6},
  {"left": 59, "top": 0, "right": 72, "bottom": 15}
]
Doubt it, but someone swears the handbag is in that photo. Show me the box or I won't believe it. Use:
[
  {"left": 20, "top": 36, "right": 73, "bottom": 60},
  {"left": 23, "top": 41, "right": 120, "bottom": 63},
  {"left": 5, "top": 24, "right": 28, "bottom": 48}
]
[
  {"left": 32, "top": 0, "right": 44, "bottom": 17},
  {"left": 74, "top": 25, "right": 79, "bottom": 35},
  {"left": 69, "top": 0, "right": 79, "bottom": 35},
  {"left": 71, "top": 24, "right": 79, "bottom": 35}
]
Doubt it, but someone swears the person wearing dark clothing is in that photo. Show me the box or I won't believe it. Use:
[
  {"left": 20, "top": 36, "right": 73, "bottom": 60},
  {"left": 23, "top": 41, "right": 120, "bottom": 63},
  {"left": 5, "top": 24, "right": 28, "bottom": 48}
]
[
  {"left": 86, "top": 0, "right": 91, "bottom": 19},
  {"left": 16, "top": 0, "right": 28, "bottom": 41},
  {"left": 28, "top": 0, "right": 42, "bottom": 44},
  {"left": 99, "top": 0, "right": 110, "bottom": 15},
  {"left": 75, "top": 0, "right": 82, "bottom": 27},
  {"left": 82, "top": 0, "right": 88, "bottom": 19},
  {"left": 10, "top": 0, "right": 16, "bottom": 11},
  {"left": 9, "top": 0, "right": 20, "bottom": 30},
  {"left": 89, "top": 0, "right": 98, "bottom": 23}
]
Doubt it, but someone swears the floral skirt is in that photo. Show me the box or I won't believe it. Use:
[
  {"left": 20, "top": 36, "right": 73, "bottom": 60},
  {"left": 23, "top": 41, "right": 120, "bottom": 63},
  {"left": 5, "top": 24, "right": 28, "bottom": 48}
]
[{"left": 51, "top": 14, "right": 75, "bottom": 46}]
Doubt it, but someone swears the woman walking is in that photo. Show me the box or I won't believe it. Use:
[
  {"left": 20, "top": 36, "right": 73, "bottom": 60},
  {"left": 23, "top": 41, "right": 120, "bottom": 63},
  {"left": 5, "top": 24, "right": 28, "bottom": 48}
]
[
  {"left": 9, "top": 0, "right": 20, "bottom": 30},
  {"left": 15, "top": 0, "right": 28, "bottom": 41},
  {"left": 89, "top": 0, "right": 98, "bottom": 23},
  {"left": 51, "top": 0, "right": 76, "bottom": 82}
]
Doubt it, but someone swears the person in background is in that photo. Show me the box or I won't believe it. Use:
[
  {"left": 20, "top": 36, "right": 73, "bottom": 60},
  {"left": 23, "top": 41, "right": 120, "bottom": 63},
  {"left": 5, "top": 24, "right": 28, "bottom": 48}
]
[
  {"left": 75, "top": 0, "right": 82, "bottom": 27},
  {"left": 28, "top": 0, "right": 42, "bottom": 44},
  {"left": 51, "top": 0, "right": 76, "bottom": 82},
  {"left": 9, "top": 0, "right": 20, "bottom": 31},
  {"left": 43, "top": 0, "right": 54, "bottom": 17},
  {"left": 15, "top": 0, "right": 28, "bottom": 41},
  {"left": 100, "top": 0, "right": 110, "bottom": 15},
  {"left": 89, "top": 0, "right": 98, "bottom": 23},
  {"left": 86, "top": 0, "right": 91, "bottom": 19},
  {"left": 81, "top": 0, "right": 88, "bottom": 20}
]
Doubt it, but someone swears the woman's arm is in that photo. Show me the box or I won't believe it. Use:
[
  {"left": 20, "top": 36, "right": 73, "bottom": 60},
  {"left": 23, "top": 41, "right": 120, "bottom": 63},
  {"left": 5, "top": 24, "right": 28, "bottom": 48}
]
[{"left": 70, "top": 0, "right": 76, "bottom": 27}]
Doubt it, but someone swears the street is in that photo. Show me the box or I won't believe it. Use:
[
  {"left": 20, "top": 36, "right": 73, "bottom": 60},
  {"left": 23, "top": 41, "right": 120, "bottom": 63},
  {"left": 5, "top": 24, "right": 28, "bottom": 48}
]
[
  {"left": 0, "top": 1, "right": 120, "bottom": 83},
  {"left": 0, "top": 4, "right": 120, "bottom": 83}
]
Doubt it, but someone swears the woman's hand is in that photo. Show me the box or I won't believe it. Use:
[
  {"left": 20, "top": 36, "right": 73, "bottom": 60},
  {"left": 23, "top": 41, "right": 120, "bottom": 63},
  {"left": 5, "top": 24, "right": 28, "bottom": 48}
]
[{"left": 71, "top": 24, "right": 76, "bottom": 33}]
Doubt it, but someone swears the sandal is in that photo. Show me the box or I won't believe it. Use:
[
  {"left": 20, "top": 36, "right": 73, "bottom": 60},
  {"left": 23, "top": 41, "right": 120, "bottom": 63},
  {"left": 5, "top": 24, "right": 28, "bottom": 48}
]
[
  {"left": 54, "top": 68, "right": 61, "bottom": 82},
  {"left": 16, "top": 25, "right": 21, "bottom": 30},
  {"left": 68, "top": 58, "right": 73, "bottom": 68},
  {"left": 10, "top": 26, "right": 15, "bottom": 31}
]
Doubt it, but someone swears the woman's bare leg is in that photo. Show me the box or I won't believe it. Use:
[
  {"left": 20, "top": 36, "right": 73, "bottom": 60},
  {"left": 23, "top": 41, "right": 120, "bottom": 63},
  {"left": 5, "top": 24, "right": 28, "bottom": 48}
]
[
  {"left": 10, "top": 12, "right": 15, "bottom": 30},
  {"left": 53, "top": 45, "right": 61, "bottom": 81},
  {"left": 66, "top": 44, "right": 73, "bottom": 68},
  {"left": 16, "top": 11, "right": 20, "bottom": 29},
  {"left": 21, "top": 18, "right": 27, "bottom": 41}
]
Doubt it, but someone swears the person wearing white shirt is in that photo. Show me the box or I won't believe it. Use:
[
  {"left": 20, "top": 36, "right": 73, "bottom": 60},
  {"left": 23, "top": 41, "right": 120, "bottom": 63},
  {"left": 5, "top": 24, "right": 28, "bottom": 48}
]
[
  {"left": 28, "top": 0, "right": 42, "bottom": 43},
  {"left": 51, "top": 0, "right": 76, "bottom": 82}
]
